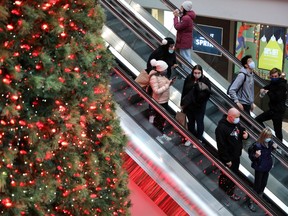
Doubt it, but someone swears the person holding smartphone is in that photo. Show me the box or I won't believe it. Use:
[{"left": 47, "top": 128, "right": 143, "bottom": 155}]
[
  {"left": 181, "top": 64, "right": 211, "bottom": 147},
  {"left": 149, "top": 59, "right": 174, "bottom": 134},
  {"left": 173, "top": 1, "right": 196, "bottom": 73},
  {"left": 247, "top": 128, "right": 277, "bottom": 212}
]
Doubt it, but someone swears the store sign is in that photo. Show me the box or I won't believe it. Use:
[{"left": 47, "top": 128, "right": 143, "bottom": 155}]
[{"left": 193, "top": 24, "right": 223, "bottom": 56}]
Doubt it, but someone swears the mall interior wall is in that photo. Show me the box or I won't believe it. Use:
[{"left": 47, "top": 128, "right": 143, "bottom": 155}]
[
  {"left": 133, "top": 0, "right": 288, "bottom": 112},
  {"left": 134, "top": 0, "right": 288, "bottom": 27}
]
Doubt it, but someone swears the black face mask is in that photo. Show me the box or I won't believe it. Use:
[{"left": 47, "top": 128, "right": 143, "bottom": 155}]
[{"left": 270, "top": 77, "right": 280, "bottom": 83}]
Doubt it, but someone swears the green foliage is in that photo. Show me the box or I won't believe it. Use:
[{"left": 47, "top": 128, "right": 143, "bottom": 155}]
[
  {"left": 0, "top": 5, "right": 9, "bottom": 21},
  {"left": 0, "top": 0, "right": 130, "bottom": 215}
]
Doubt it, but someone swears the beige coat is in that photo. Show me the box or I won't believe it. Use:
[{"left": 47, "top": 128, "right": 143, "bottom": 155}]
[{"left": 149, "top": 72, "right": 170, "bottom": 104}]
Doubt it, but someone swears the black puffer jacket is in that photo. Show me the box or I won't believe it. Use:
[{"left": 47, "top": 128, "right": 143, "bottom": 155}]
[
  {"left": 264, "top": 78, "right": 287, "bottom": 114},
  {"left": 146, "top": 46, "right": 176, "bottom": 78},
  {"left": 181, "top": 74, "right": 211, "bottom": 110}
]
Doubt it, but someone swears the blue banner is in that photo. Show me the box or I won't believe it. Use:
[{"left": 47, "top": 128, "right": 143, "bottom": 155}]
[{"left": 193, "top": 24, "right": 223, "bottom": 56}]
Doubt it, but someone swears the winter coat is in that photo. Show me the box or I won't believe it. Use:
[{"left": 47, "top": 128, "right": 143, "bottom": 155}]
[
  {"left": 215, "top": 117, "right": 247, "bottom": 164},
  {"left": 227, "top": 67, "right": 254, "bottom": 105},
  {"left": 174, "top": 11, "right": 196, "bottom": 49},
  {"left": 263, "top": 78, "right": 287, "bottom": 114},
  {"left": 251, "top": 141, "right": 276, "bottom": 172},
  {"left": 149, "top": 71, "right": 170, "bottom": 104},
  {"left": 180, "top": 74, "right": 211, "bottom": 111},
  {"left": 146, "top": 46, "right": 177, "bottom": 77}
]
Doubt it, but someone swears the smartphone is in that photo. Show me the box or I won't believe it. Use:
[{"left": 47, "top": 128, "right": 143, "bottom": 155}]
[{"left": 170, "top": 76, "right": 177, "bottom": 81}]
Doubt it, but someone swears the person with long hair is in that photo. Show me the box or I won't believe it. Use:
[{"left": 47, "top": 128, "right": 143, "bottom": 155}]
[
  {"left": 248, "top": 128, "right": 277, "bottom": 212},
  {"left": 181, "top": 64, "right": 211, "bottom": 147}
]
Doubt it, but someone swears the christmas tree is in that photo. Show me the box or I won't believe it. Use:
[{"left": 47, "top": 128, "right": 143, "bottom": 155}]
[{"left": 0, "top": 0, "right": 130, "bottom": 215}]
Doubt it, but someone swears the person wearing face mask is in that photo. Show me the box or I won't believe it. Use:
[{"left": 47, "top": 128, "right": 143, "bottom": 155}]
[
  {"left": 215, "top": 108, "right": 249, "bottom": 201},
  {"left": 227, "top": 55, "right": 255, "bottom": 115},
  {"left": 146, "top": 37, "right": 178, "bottom": 79},
  {"left": 247, "top": 128, "right": 277, "bottom": 212},
  {"left": 181, "top": 65, "right": 211, "bottom": 147},
  {"left": 255, "top": 68, "right": 287, "bottom": 142}
]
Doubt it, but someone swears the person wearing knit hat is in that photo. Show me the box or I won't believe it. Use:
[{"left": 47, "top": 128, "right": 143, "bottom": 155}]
[
  {"left": 162, "top": 37, "right": 174, "bottom": 46},
  {"left": 148, "top": 59, "right": 175, "bottom": 133},
  {"left": 173, "top": 1, "right": 196, "bottom": 73},
  {"left": 150, "top": 59, "right": 168, "bottom": 72},
  {"left": 182, "top": 1, "right": 193, "bottom": 11},
  {"left": 146, "top": 37, "right": 178, "bottom": 78}
]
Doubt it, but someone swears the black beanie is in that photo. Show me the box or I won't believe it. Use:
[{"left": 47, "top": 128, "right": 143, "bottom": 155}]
[{"left": 162, "top": 37, "right": 175, "bottom": 46}]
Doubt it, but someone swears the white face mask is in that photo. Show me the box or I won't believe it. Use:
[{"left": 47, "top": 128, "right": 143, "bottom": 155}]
[
  {"left": 265, "top": 138, "right": 271, "bottom": 143},
  {"left": 233, "top": 117, "right": 240, "bottom": 124},
  {"left": 194, "top": 74, "right": 201, "bottom": 79},
  {"left": 168, "top": 49, "right": 174, "bottom": 54},
  {"left": 248, "top": 61, "right": 255, "bottom": 69}
]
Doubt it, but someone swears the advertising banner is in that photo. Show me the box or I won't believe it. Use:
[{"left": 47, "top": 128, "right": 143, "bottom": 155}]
[
  {"left": 258, "top": 26, "right": 285, "bottom": 70},
  {"left": 193, "top": 24, "right": 223, "bottom": 56}
]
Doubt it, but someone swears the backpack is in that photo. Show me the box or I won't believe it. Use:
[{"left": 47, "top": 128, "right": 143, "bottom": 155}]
[
  {"left": 248, "top": 142, "right": 257, "bottom": 161},
  {"left": 227, "top": 72, "right": 247, "bottom": 95}
]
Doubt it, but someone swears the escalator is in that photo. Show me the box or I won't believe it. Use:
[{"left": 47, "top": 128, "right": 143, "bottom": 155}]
[
  {"left": 100, "top": 0, "right": 288, "bottom": 154},
  {"left": 99, "top": 0, "right": 288, "bottom": 214},
  {"left": 109, "top": 46, "right": 284, "bottom": 215}
]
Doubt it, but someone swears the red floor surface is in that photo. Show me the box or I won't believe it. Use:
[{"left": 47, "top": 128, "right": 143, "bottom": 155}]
[{"left": 128, "top": 180, "right": 167, "bottom": 216}]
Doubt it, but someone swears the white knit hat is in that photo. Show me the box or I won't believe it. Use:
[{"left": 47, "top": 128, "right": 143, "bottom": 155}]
[
  {"left": 182, "top": 1, "right": 193, "bottom": 11},
  {"left": 150, "top": 59, "right": 168, "bottom": 72}
]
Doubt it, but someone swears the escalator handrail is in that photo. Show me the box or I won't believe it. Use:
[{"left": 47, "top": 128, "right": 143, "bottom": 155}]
[
  {"left": 106, "top": 16, "right": 288, "bottom": 211},
  {"left": 104, "top": 2, "right": 288, "bottom": 213},
  {"left": 161, "top": 0, "right": 288, "bottom": 155},
  {"left": 111, "top": 60, "right": 279, "bottom": 216},
  {"left": 159, "top": 0, "right": 288, "bottom": 159},
  {"left": 100, "top": 0, "right": 262, "bottom": 132},
  {"left": 100, "top": 0, "right": 288, "bottom": 166},
  {"left": 160, "top": 0, "right": 270, "bottom": 88}
]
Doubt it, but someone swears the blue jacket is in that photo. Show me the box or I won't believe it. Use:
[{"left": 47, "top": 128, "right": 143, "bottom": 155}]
[{"left": 251, "top": 141, "right": 276, "bottom": 172}]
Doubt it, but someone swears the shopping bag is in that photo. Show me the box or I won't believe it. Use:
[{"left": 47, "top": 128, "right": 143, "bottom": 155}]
[
  {"left": 135, "top": 69, "right": 149, "bottom": 88},
  {"left": 175, "top": 111, "right": 188, "bottom": 129}
]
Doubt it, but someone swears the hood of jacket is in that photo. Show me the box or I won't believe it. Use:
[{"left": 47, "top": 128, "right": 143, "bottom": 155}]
[
  {"left": 239, "top": 66, "right": 253, "bottom": 77},
  {"left": 184, "top": 10, "right": 196, "bottom": 20}
]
